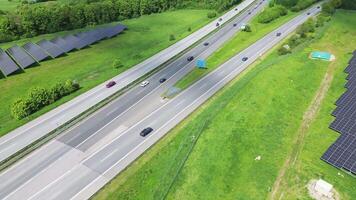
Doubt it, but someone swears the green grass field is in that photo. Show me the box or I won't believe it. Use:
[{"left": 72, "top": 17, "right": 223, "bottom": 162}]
[
  {"left": 93, "top": 10, "right": 356, "bottom": 200},
  {"left": 174, "top": 10, "right": 298, "bottom": 89},
  {"left": 0, "top": 9, "right": 212, "bottom": 137},
  {"left": 0, "top": 0, "right": 20, "bottom": 11}
]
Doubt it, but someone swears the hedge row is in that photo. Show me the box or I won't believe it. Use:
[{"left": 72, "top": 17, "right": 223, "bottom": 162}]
[
  {"left": 11, "top": 80, "right": 80, "bottom": 120},
  {"left": 257, "top": 5, "right": 288, "bottom": 23},
  {"left": 275, "top": 0, "right": 321, "bottom": 11},
  {"left": 0, "top": 0, "right": 242, "bottom": 42}
]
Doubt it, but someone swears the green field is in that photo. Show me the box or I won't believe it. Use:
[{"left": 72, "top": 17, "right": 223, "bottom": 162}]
[
  {"left": 93, "top": 10, "right": 356, "bottom": 200},
  {"left": 174, "top": 10, "right": 298, "bottom": 90},
  {"left": 0, "top": 0, "right": 20, "bottom": 11},
  {"left": 0, "top": 9, "right": 212, "bottom": 137}
]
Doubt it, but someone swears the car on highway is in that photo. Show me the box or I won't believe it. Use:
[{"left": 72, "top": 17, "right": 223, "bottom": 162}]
[
  {"left": 242, "top": 57, "right": 248, "bottom": 61},
  {"left": 317, "top": 6, "right": 320, "bottom": 9},
  {"left": 140, "top": 127, "right": 153, "bottom": 137},
  {"left": 216, "top": 22, "right": 220, "bottom": 27},
  {"left": 219, "top": 18, "right": 223, "bottom": 22},
  {"left": 235, "top": 8, "right": 238, "bottom": 11},
  {"left": 106, "top": 81, "right": 116, "bottom": 88},
  {"left": 187, "top": 56, "right": 194, "bottom": 61},
  {"left": 204, "top": 42, "right": 209, "bottom": 46},
  {"left": 159, "top": 78, "right": 167, "bottom": 83},
  {"left": 276, "top": 32, "right": 282, "bottom": 36},
  {"left": 307, "top": 12, "right": 311, "bottom": 15},
  {"left": 140, "top": 80, "right": 149, "bottom": 87},
  {"left": 233, "top": 23, "right": 237, "bottom": 27},
  {"left": 248, "top": 12, "right": 251, "bottom": 15}
]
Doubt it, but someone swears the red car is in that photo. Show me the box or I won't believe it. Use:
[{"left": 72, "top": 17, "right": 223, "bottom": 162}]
[{"left": 106, "top": 81, "right": 116, "bottom": 88}]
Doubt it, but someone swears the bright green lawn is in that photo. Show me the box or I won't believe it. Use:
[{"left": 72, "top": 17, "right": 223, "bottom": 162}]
[
  {"left": 0, "top": 0, "right": 20, "bottom": 11},
  {"left": 174, "top": 10, "right": 298, "bottom": 89},
  {"left": 276, "top": 10, "right": 356, "bottom": 200},
  {"left": 0, "top": 9, "right": 212, "bottom": 136},
  {"left": 93, "top": 10, "right": 356, "bottom": 200}
]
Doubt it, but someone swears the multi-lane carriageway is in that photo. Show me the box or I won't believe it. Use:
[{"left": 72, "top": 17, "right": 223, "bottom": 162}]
[{"left": 0, "top": 1, "right": 322, "bottom": 200}]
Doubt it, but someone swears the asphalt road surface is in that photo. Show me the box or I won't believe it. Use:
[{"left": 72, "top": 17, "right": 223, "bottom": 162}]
[
  {"left": 0, "top": 0, "right": 256, "bottom": 164},
  {"left": 0, "top": 3, "right": 321, "bottom": 200}
]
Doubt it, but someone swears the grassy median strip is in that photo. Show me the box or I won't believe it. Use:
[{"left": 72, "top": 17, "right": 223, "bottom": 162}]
[
  {"left": 93, "top": 10, "right": 356, "bottom": 200},
  {"left": 0, "top": 9, "right": 213, "bottom": 137},
  {"left": 174, "top": 10, "right": 298, "bottom": 90}
]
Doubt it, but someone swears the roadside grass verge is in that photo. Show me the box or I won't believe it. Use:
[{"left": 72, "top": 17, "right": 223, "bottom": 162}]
[
  {"left": 0, "top": 9, "right": 212, "bottom": 137},
  {"left": 174, "top": 10, "right": 298, "bottom": 90},
  {"left": 93, "top": 10, "right": 356, "bottom": 200},
  {"left": 275, "top": 10, "right": 356, "bottom": 200}
]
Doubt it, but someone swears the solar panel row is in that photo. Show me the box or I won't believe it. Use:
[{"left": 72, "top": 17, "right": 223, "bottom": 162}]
[
  {"left": 0, "top": 24, "right": 127, "bottom": 77},
  {"left": 0, "top": 49, "right": 21, "bottom": 76},
  {"left": 321, "top": 50, "right": 356, "bottom": 175}
]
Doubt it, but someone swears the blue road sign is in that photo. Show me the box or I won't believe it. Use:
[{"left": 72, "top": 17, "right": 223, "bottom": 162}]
[{"left": 196, "top": 59, "right": 206, "bottom": 69}]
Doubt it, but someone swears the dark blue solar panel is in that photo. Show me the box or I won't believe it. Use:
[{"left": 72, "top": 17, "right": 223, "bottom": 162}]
[
  {"left": 0, "top": 49, "right": 20, "bottom": 76},
  {"left": 37, "top": 39, "right": 65, "bottom": 58},
  {"left": 51, "top": 37, "right": 74, "bottom": 53},
  {"left": 7, "top": 45, "right": 36, "bottom": 69},
  {"left": 62, "top": 35, "right": 80, "bottom": 50},
  {"left": 322, "top": 53, "right": 356, "bottom": 175},
  {"left": 22, "top": 42, "right": 49, "bottom": 62}
]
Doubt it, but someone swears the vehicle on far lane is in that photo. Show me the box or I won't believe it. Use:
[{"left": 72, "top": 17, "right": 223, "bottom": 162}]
[
  {"left": 159, "top": 78, "right": 166, "bottom": 83},
  {"left": 242, "top": 57, "right": 248, "bottom": 61},
  {"left": 216, "top": 22, "right": 220, "bottom": 27},
  {"left": 248, "top": 12, "right": 251, "bottom": 15},
  {"left": 187, "top": 56, "right": 194, "bottom": 62},
  {"left": 219, "top": 18, "right": 223, "bottom": 22},
  {"left": 204, "top": 42, "right": 209, "bottom": 46},
  {"left": 233, "top": 23, "right": 237, "bottom": 27},
  {"left": 140, "top": 81, "right": 149, "bottom": 87},
  {"left": 140, "top": 127, "right": 153, "bottom": 137},
  {"left": 276, "top": 32, "right": 282, "bottom": 36},
  {"left": 307, "top": 12, "right": 311, "bottom": 15},
  {"left": 106, "top": 81, "right": 116, "bottom": 88}
]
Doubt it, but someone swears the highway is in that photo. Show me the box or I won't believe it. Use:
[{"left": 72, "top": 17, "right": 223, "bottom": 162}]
[
  {"left": 0, "top": 1, "right": 268, "bottom": 199},
  {"left": 0, "top": 0, "right": 256, "bottom": 164},
  {"left": 0, "top": 3, "right": 321, "bottom": 200}
]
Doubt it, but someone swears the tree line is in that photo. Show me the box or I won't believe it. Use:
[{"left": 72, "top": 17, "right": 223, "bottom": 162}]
[{"left": 0, "top": 0, "right": 242, "bottom": 42}]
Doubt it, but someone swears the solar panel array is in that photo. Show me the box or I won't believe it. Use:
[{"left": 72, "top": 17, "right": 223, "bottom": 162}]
[
  {"left": 23, "top": 42, "right": 50, "bottom": 62},
  {"left": 321, "top": 51, "right": 356, "bottom": 175},
  {"left": 0, "top": 49, "right": 20, "bottom": 76},
  {"left": 6, "top": 45, "right": 37, "bottom": 69},
  {"left": 0, "top": 24, "right": 127, "bottom": 77}
]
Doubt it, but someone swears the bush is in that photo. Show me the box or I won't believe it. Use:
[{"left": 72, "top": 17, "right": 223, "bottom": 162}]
[
  {"left": 112, "top": 58, "right": 124, "bottom": 69},
  {"left": 277, "top": 45, "right": 291, "bottom": 55},
  {"left": 207, "top": 12, "right": 217, "bottom": 19},
  {"left": 169, "top": 34, "right": 176, "bottom": 41},
  {"left": 11, "top": 80, "right": 80, "bottom": 120},
  {"left": 243, "top": 24, "right": 252, "bottom": 32},
  {"left": 258, "top": 5, "right": 288, "bottom": 23}
]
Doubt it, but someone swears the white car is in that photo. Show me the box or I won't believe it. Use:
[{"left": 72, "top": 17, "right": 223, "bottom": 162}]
[{"left": 140, "top": 81, "right": 149, "bottom": 87}]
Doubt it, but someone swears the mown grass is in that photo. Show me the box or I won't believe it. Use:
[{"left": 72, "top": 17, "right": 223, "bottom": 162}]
[
  {"left": 174, "top": 10, "right": 298, "bottom": 90},
  {"left": 0, "top": 0, "right": 20, "bottom": 11},
  {"left": 0, "top": 9, "right": 213, "bottom": 137},
  {"left": 276, "top": 10, "right": 356, "bottom": 200},
  {"left": 94, "top": 10, "right": 356, "bottom": 200}
]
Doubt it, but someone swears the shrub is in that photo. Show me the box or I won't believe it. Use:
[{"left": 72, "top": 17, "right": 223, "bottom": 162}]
[
  {"left": 258, "top": 5, "right": 288, "bottom": 23},
  {"left": 277, "top": 45, "right": 291, "bottom": 55},
  {"left": 11, "top": 80, "right": 80, "bottom": 120},
  {"left": 243, "top": 24, "right": 252, "bottom": 32},
  {"left": 207, "top": 12, "right": 217, "bottom": 19},
  {"left": 112, "top": 58, "right": 124, "bottom": 69},
  {"left": 169, "top": 34, "right": 176, "bottom": 41}
]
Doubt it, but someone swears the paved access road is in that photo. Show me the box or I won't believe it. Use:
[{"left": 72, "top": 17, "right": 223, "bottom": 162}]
[
  {"left": 0, "top": 1, "right": 268, "bottom": 199},
  {"left": 0, "top": 0, "right": 256, "bottom": 164},
  {"left": 0, "top": 3, "right": 321, "bottom": 200}
]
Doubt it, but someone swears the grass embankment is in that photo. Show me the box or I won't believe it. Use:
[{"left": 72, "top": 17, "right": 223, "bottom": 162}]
[
  {"left": 93, "top": 10, "right": 356, "bottom": 200},
  {"left": 0, "top": 0, "right": 20, "bottom": 11},
  {"left": 275, "top": 10, "right": 356, "bottom": 200},
  {"left": 174, "top": 10, "right": 298, "bottom": 90},
  {"left": 0, "top": 9, "right": 212, "bottom": 137}
]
